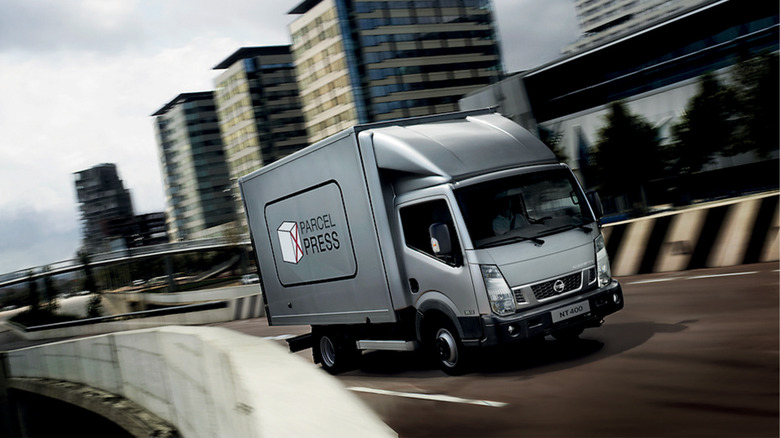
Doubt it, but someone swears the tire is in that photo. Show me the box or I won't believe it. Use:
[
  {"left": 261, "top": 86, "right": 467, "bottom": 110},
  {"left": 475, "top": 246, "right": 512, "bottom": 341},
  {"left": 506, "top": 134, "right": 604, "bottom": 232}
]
[
  {"left": 430, "top": 319, "right": 470, "bottom": 375},
  {"left": 313, "top": 331, "right": 358, "bottom": 374}
]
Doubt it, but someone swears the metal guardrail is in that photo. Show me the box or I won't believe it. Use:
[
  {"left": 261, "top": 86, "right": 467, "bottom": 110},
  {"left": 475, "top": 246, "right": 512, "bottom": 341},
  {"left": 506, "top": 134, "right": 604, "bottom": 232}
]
[
  {"left": 0, "top": 237, "right": 251, "bottom": 288},
  {"left": 21, "top": 300, "right": 229, "bottom": 332}
]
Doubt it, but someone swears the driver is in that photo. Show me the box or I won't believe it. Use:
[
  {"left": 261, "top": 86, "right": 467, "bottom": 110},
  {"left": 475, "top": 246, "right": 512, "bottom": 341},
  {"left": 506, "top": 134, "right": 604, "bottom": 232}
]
[{"left": 492, "top": 195, "right": 529, "bottom": 235}]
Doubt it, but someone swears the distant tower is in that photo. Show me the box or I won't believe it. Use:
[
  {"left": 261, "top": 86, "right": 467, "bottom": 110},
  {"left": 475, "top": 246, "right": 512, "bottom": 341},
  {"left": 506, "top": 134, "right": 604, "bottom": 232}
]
[
  {"left": 74, "top": 163, "right": 135, "bottom": 253},
  {"left": 152, "top": 92, "right": 237, "bottom": 241}
]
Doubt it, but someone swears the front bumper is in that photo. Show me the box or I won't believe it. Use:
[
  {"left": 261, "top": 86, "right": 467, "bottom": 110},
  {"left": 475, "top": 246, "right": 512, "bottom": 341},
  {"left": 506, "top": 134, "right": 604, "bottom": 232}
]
[{"left": 469, "top": 280, "right": 623, "bottom": 347}]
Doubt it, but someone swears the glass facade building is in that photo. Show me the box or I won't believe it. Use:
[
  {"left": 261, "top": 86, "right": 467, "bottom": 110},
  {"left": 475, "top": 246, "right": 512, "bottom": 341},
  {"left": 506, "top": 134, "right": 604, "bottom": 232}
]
[
  {"left": 289, "top": 0, "right": 503, "bottom": 142},
  {"left": 567, "top": 0, "right": 710, "bottom": 53},
  {"left": 152, "top": 92, "right": 237, "bottom": 241},
  {"left": 461, "top": 0, "right": 778, "bottom": 204},
  {"left": 527, "top": 0, "right": 779, "bottom": 123}
]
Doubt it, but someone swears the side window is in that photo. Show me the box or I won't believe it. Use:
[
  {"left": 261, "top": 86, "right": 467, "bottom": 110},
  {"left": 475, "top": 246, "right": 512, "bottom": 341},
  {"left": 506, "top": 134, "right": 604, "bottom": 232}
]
[{"left": 399, "top": 199, "right": 462, "bottom": 266}]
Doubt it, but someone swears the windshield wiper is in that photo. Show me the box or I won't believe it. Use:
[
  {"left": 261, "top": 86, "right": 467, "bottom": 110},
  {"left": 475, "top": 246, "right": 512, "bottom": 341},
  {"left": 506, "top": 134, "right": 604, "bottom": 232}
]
[
  {"left": 481, "top": 235, "right": 545, "bottom": 249},
  {"left": 538, "top": 223, "right": 592, "bottom": 238},
  {"left": 574, "top": 224, "right": 593, "bottom": 233},
  {"left": 528, "top": 216, "right": 552, "bottom": 225}
]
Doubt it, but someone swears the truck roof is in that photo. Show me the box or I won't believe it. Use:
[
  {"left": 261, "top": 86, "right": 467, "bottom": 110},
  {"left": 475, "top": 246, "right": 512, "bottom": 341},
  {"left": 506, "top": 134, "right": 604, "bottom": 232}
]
[
  {"left": 238, "top": 110, "right": 558, "bottom": 190},
  {"left": 363, "top": 111, "right": 557, "bottom": 184}
]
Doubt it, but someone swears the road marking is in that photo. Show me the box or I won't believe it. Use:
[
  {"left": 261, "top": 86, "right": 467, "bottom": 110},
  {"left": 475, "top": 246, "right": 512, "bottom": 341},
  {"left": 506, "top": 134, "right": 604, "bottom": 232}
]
[
  {"left": 626, "top": 270, "right": 762, "bottom": 285},
  {"left": 263, "top": 334, "right": 297, "bottom": 341},
  {"left": 626, "top": 278, "right": 678, "bottom": 285},
  {"left": 347, "top": 386, "right": 508, "bottom": 408},
  {"left": 686, "top": 271, "right": 758, "bottom": 280}
]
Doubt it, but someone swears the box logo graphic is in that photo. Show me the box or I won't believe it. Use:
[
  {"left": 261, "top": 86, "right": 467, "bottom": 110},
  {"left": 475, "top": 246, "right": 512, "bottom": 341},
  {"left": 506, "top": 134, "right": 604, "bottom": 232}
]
[{"left": 277, "top": 221, "right": 304, "bottom": 264}]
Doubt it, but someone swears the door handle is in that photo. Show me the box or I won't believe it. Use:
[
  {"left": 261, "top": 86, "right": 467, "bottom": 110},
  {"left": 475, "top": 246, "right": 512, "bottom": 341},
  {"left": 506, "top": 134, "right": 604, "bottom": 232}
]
[{"left": 409, "top": 278, "right": 419, "bottom": 293}]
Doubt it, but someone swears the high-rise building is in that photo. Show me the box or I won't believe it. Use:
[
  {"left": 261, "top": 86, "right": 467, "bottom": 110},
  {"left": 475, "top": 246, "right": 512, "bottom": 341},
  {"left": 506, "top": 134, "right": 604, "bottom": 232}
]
[
  {"left": 213, "top": 46, "right": 309, "bottom": 180},
  {"left": 567, "top": 0, "right": 710, "bottom": 52},
  {"left": 289, "top": 0, "right": 504, "bottom": 142},
  {"left": 74, "top": 163, "right": 135, "bottom": 253},
  {"left": 152, "top": 92, "right": 237, "bottom": 242}
]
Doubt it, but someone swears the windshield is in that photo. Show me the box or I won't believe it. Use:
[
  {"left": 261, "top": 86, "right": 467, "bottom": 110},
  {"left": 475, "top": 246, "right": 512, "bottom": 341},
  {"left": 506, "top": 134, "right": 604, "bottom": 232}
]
[{"left": 454, "top": 167, "right": 594, "bottom": 249}]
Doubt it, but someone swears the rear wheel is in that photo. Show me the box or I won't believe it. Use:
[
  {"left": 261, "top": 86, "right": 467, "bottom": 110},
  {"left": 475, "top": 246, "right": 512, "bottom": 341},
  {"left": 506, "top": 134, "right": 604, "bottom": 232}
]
[{"left": 313, "top": 331, "right": 358, "bottom": 374}]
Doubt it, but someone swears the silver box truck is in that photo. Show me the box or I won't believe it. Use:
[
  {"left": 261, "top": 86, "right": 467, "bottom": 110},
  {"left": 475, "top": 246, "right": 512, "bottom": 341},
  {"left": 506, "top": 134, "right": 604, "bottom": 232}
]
[{"left": 239, "top": 109, "right": 623, "bottom": 374}]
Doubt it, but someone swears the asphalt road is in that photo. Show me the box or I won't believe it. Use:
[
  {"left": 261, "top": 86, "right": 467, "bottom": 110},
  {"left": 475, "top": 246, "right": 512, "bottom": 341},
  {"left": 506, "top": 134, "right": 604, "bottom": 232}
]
[{"left": 218, "top": 262, "right": 779, "bottom": 437}]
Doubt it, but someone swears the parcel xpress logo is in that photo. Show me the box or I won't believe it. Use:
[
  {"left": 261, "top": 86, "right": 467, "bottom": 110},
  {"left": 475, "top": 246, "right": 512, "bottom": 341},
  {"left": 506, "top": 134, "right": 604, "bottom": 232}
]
[
  {"left": 266, "top": 181, "right": 356, "bottom": 285},
  {"left": 277, "top": 221, "right": 304, "bottom": 264},
  {"left": 277, "top": 214, "right": 341, "bottom": 264}
]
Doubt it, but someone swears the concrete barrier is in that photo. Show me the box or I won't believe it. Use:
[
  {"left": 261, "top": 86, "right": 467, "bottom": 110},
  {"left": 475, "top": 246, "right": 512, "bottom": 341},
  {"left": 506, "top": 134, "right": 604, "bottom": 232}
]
[
  {"left": 604, "top": 192, "right": 779, "bottom": 276},
  {"left": 115, "top": 284, "right": 263, "bottom": 308},
  {"left": 3, "top": 326, "right": 396, "bottom": 437}
]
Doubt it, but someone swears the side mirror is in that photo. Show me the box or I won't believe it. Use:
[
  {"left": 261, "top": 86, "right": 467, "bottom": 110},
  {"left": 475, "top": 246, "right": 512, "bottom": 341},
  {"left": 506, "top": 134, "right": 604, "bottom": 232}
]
[
  {"left": 586, "top": 191, "right": 604, "bottom": 220},
  {"left": 429, "top": 223, "right": 452, "bottom": 256}
]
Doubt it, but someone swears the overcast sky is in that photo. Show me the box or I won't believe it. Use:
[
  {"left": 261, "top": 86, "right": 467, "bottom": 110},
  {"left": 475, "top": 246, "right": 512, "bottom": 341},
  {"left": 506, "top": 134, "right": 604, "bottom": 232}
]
[{"left": 0, "top": 0, "right": 579, "bottom": 274}]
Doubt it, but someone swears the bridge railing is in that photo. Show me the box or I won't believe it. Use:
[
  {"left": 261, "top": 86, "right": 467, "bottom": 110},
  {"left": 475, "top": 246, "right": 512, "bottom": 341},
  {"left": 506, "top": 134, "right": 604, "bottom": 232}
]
[
  {"left": 19, "top": 301, "right": 229, "bottom": 332},
  {"left": 0, "top": 237, "right": 252, "bottom": 288}
]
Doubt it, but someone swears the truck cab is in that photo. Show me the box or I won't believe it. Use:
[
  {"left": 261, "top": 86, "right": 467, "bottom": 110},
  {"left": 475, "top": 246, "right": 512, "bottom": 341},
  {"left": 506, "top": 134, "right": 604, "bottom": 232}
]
[{"left": 393, "top": 164, "right": 622, "bottom": 373}]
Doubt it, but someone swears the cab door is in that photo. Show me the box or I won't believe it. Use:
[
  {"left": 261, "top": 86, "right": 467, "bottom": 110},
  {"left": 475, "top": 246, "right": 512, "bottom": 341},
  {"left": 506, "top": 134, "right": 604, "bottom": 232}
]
[{"left": 397, "top": 197, "right": 477, "bottom": 319}]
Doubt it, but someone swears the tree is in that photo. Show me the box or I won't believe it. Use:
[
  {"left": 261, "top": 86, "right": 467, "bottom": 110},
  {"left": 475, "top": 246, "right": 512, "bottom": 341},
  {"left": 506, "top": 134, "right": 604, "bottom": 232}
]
[
  {"left": 78, "top": 250, "right": 98, "bottom": 293},
  {"left": 665, "top": 72, "right": 743, "bottom": 204},
  {"left": 26, "top": 271, "right": 40, "bottom": 314},
  {"left": 41, "top": 265, "right": 60, "bottom": 313},
  {"left": 592, "top": 101, "right": 662, "bottom": 212},
  {"left": 729, "top": 53, "right": 779, "bottom": 158},
  {"left": 668, "top": 73, "right": 739, "bottom": 175},
  {"left": 86, "top": 294, "right": 103, "bottom": 319},
  {"left": 78, "top": 249, "right": 103, "bottom": 318}
]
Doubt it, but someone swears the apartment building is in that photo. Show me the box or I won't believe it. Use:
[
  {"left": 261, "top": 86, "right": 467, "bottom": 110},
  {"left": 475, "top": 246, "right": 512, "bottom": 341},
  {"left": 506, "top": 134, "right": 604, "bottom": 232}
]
[
  {"left": 152, "top": 92, "right": 237, "bottom": 241},
  {"left": 289, "top": 0, "right": 504, "bottom": 142},
  {"left": 213, "top": 46, "right": 309, "bottom": 180}
]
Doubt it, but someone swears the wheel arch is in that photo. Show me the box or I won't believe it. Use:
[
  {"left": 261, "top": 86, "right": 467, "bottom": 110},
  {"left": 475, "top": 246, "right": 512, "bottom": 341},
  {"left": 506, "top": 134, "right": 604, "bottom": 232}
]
[{"left": 414, "top": 292, "right": 463, "bottom": 342}]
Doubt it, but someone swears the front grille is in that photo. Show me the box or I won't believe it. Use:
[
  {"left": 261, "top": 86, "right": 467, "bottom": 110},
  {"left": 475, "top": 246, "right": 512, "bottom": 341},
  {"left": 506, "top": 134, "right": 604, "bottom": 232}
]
[
  {"left": 531, "top": 272, "right": 582, "bottom": 300},
  {"left": 588, "top": 267, "right": 597, "bottom": 284}
]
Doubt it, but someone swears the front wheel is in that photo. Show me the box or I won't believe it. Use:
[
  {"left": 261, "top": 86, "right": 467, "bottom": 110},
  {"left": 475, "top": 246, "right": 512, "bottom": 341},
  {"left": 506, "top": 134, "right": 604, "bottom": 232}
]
[{"left": 431, "top": 320, "right": 470, "bottom": 375}]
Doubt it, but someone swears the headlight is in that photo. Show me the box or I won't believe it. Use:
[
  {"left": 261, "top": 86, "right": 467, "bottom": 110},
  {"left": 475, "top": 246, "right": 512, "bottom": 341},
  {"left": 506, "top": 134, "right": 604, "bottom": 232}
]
[
  {"left": 480, "top": 265, "right": 516, "bottom": 316},
  {"left": 595, "top": 235, "right": 612, "bottom": 288}
]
